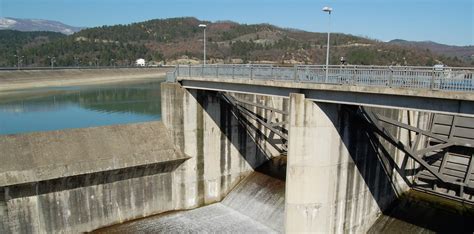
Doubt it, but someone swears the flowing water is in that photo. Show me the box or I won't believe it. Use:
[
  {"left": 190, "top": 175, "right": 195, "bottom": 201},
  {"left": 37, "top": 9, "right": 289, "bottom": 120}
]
[
  {"left": 0, "top": 80, "right": 163, "bottom": 135},
  {"left": 94, "top": 158, "right": 287, "bottom": 233}
]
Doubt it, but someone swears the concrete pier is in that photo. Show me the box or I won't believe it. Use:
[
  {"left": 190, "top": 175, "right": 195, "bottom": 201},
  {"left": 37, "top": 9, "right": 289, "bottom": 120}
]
[
  {"left": 161, "top": 82, "right": 286, "bottom": 210},
  {"left": 285, "top": 93, "right": 430, "bottom": 233}
]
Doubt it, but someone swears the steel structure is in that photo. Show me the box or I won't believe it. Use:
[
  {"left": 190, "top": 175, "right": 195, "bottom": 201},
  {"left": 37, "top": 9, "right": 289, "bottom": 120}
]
[
  {"left": 174, "top": 64, "right": 474, "bottom": 92},
  {"left": 220, "top": 93, "right": 289, "bottom": 155},
  {"left": 360, "top": 108, "right": 474, "bottom": 203}
]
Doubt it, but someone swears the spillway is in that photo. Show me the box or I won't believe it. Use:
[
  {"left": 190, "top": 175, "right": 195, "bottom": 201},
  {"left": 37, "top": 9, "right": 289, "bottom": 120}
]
[{"left": 95, "top": 158, "right": 286, "bottom": 233}]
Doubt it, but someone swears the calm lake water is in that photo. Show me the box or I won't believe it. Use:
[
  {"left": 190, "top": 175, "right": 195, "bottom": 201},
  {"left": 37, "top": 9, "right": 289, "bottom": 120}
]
[{"left": 0, "top": 80, "right": 162, "bottom": 135}]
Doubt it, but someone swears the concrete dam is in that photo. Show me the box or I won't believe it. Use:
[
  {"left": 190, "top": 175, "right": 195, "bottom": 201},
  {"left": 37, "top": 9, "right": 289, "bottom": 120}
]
[{"left": 1, "top": 65, "right": 474, "bottom": 233}]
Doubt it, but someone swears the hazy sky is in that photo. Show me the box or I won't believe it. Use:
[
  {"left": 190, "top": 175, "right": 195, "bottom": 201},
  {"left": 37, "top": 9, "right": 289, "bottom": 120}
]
[{"left": 1, "top": 0, "right": 473, "bottom": 46}]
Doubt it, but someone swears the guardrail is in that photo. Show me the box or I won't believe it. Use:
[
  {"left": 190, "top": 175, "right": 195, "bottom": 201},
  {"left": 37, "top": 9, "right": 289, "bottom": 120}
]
[{"left": 172, "top": 64, "right": 474, "bottom": 92}]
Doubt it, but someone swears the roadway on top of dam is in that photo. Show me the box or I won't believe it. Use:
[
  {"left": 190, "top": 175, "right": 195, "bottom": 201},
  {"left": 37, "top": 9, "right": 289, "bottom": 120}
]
[{"left": 174, "top": 65, "right": 474, "bottom": 117}]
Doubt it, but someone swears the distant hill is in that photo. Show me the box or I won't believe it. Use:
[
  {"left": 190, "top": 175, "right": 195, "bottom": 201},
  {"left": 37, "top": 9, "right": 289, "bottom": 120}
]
[
  {"left": 0, "top": 17, "right": 472, "bottom": 67},
  {"left": 0, "top": 17, "right": 82, "bottom": 35},
  {"left": 0, "top": 30, "right": 66, "bottom": 66},
  {"left": 389, "top": 39, "right": 474, "bottom": 63}
]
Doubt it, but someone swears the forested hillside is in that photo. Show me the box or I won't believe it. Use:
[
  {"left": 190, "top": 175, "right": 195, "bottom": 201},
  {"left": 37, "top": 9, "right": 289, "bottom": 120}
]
[{"left": 1, "top": 17, "right": 472, "bottom": 67}]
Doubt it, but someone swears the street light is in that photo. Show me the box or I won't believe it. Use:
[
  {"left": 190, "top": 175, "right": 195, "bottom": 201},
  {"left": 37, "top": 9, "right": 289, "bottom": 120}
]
[
  {"left": 199, "top": 24, "right": 207, "bottom": 65},
  {"left": 322, "top": 6, "right": 333, "bottom": 82},
  {"left": 47, "top": 56, "right": 56, "bottom": 69},
  {"left": 14, "top": 55, "right": 24, "bottom": 70}
]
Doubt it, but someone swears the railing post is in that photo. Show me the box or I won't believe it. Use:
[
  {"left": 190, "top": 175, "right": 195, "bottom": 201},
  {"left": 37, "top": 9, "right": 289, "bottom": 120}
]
[
  {"left": 232, "top": 65, "right": 235, "bottom": 79},
  {"left": 250, "top": 65, "right": 253, "bottom": 80},
  {"left": 188, "top": 65, "right": 191, "bottom": 77},
  {"left": 201, "top": 64, "right": 204, "bottom": 77},
  {"left": 177, "top": 64, "right": 180, "bottom": 77},
  {"left": 294, "top": 65, "right": 298, "bottom": 82},
  {"left": 389, "top": 68, "right": 393, "bottom": 88},
  {"left": 431, "top": 68, "right": 435, "bottom": 90},
  {"left": 352, "top": 67, "right": 356, "bottom": 85},
  {"left": 271, "top": 65, "right": 274, "bottom": 80},
  {"left": 216, "top": 65, "right": 219, "bottom": 78}
]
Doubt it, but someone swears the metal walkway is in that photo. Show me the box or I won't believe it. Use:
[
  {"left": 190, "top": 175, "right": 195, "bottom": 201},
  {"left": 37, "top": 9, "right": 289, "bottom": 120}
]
[{"left": 172, "top": 64, "right": 474, "bottom": 92}]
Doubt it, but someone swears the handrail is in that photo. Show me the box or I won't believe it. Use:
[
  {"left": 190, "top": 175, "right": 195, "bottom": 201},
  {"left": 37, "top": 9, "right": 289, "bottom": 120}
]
[{"left": 175, "top": 64, "right": 474, "bottom": 92}]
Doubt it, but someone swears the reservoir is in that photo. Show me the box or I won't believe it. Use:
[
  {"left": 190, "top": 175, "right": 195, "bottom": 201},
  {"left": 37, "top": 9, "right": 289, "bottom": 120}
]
[{"left": 0, "top": 79, "right": 163, "bottom": 135}]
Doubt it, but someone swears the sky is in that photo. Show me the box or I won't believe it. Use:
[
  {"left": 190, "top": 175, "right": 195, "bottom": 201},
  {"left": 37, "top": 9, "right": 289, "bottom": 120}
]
[{"left": 0, "top": 0, "right": 473, "bottom": 46}]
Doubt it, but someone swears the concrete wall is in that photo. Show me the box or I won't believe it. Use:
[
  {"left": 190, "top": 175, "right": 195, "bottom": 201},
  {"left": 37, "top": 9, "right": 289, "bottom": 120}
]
[
  {"left": 285, "top": 93, "right": 431, "bottom": 233},
  {"left": 0, "top": 122, "right": 188, "bottom": 233},
  {"left": 0, "top": 68, "right": 169, "bottom": 92},
  {"left": 161, "top": 83, "right": 285, "bottom": 210}
]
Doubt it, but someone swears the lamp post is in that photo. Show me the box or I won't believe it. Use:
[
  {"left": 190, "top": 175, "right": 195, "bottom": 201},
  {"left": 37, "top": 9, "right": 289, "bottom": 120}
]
[
  {"left": 199, "top": 24, "right": 207, "bottom": 65},
  {"left": 47, "top": 56, "right": 56, "bottom": 69},
  {"left": 14, "top": 55, "right": 24, "bottom": 70},
  {"left": 322, "top": 6, "right": 332, "bottom": 82}
]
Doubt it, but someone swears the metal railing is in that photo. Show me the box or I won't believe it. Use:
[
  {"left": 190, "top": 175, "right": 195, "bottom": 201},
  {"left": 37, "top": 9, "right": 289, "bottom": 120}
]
[{"left": 174, "top": 64, "right": 474, "bottom": 92}]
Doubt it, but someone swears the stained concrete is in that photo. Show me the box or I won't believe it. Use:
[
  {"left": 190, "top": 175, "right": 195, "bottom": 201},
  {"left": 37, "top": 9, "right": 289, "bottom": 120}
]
[
  {"left": 285, "top": 93, "right": 432, "bottom": 233},
  {"left": 94, "top": 161, "right": 286, "bottom": 233},
  {"left": 161, "top": 83, "right": 283, "bottom": 210},
  {"left": 0, "top": 121, "right": 184, "bottom": 187},
  {"left": 0, "top": 121, "right": 188, "bottom": 233}
]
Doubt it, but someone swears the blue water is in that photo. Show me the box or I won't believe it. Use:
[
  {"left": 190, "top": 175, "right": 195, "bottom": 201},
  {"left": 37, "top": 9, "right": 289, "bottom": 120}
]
[{"left": 0, "top": 80, "right": 162, "bottom": 135}]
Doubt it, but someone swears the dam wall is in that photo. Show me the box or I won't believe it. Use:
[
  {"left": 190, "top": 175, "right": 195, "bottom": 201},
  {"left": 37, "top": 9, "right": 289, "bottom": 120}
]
[
  {"left": 94, "top": 158, "right": 287, "bottom": 233},
  {"left": 161, "top": 82, "right": 287, "bottom": 210},
  {"left": 161, "top": 82, "right": 433, "bottom": 232},
  {"left": 0, "top": 122, "right": 188, "bottom": 233},
  {"left": 285, "top": 93, "right": 431, "bottom": 233}
]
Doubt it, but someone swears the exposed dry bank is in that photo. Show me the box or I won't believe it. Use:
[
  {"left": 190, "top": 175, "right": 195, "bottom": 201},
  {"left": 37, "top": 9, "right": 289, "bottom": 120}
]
[{"left": 0, "top": 68, "right": 170, "bottom": 93}]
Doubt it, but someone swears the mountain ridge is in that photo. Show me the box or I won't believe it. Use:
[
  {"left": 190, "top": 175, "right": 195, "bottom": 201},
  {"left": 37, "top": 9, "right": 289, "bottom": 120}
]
[
  {"left": 388, "top": 39, "right": 474, "bottom": 61},
  {"left": 0, "top": 17, "right": 472, "bottom": 67},
  {"left": 0, "top": 17, "right": 83, "bottom": 35}
]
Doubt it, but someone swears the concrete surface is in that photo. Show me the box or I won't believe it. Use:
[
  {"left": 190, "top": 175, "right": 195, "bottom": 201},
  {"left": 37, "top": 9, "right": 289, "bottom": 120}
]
[
  {"left": 0, "top": 121, "right": 188, "bottom": 233},
  {"left": 94, "top": 166, "right": 285, "bottom": 233},
  {"left": 0, "top": 68, "right": 169, "bottom": 92},
  {"left": 179, "top": 77, "right": 474, "bottom": 117},
  {"left": 0, "top": 121, "right": 184, "bottom": 187},
  {"left": 161, "top": 83, "right": 280, "bottom": 210},
  {"left": 285, "top": 93, "right": 431, "bottom": 233}
]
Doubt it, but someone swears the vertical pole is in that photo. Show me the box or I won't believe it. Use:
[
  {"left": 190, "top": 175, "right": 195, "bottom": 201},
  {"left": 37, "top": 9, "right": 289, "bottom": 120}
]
[
  {"left": 431, "top": 68, "right": 435, "bottom": 90},
  {"left": 250, "top": 65, "right": 253, "bottom": 80},
  {"left": 389, "top": 68, "right": 393, "bottom": 88},
  {"left": 189, "top": 65, "right": 191, "bottom": 77},
  {"left": 232, "top": 65, "right": 235, "bottom": 79},
  {"left": 325, "top": 12, "right": 331, "bottom": 83},
  {"left": 294, "top": 65, "right": 298, "bottom": 82},
  {"left": 177, "top": 64, "right": 180, "bottom": 77},
  {"left": 271, "top": 65, "right": 274, "bottom": 80},
  {"left": 203, "top": 28, "right": 206, "bottom": 66}
]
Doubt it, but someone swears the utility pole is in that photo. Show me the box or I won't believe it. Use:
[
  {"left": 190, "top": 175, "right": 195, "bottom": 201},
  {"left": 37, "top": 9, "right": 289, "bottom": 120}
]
[{"left": 323, "top": 6, "right": 333, "bottom": 82}]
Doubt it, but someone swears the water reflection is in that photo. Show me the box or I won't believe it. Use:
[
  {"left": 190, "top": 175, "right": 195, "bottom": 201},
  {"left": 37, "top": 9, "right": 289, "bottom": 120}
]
[{"left": 0, "top": 80, "right": 162, "bottom": 135}]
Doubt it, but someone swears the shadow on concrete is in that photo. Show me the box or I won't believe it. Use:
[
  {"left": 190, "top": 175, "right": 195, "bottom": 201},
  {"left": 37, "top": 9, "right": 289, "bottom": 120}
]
[
  {"left": 4, "top": 159, "right": 187, "bottom": 200},
  {"left": 191, "top": 90, "right": 281, "bottom": 172},
  {"left": 368, "top": 191, "right": 474, "bottom": 233},
  {"left": 319, "top": 104, "right": 399, "bottom": 210},
  {"left": 320, "top": 103, "right": 473, "bottom": 233}
]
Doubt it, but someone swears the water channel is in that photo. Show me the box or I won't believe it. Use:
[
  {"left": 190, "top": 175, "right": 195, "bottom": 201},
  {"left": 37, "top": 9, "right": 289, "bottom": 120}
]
[{"left": 0, "top": 80, "right": 162, "bottom": 135}]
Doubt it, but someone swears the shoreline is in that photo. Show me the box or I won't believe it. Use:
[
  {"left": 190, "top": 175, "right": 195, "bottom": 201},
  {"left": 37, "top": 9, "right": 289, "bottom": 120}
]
[{"left": 0, "top": 68, "right": 169, "bottom": 93}]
